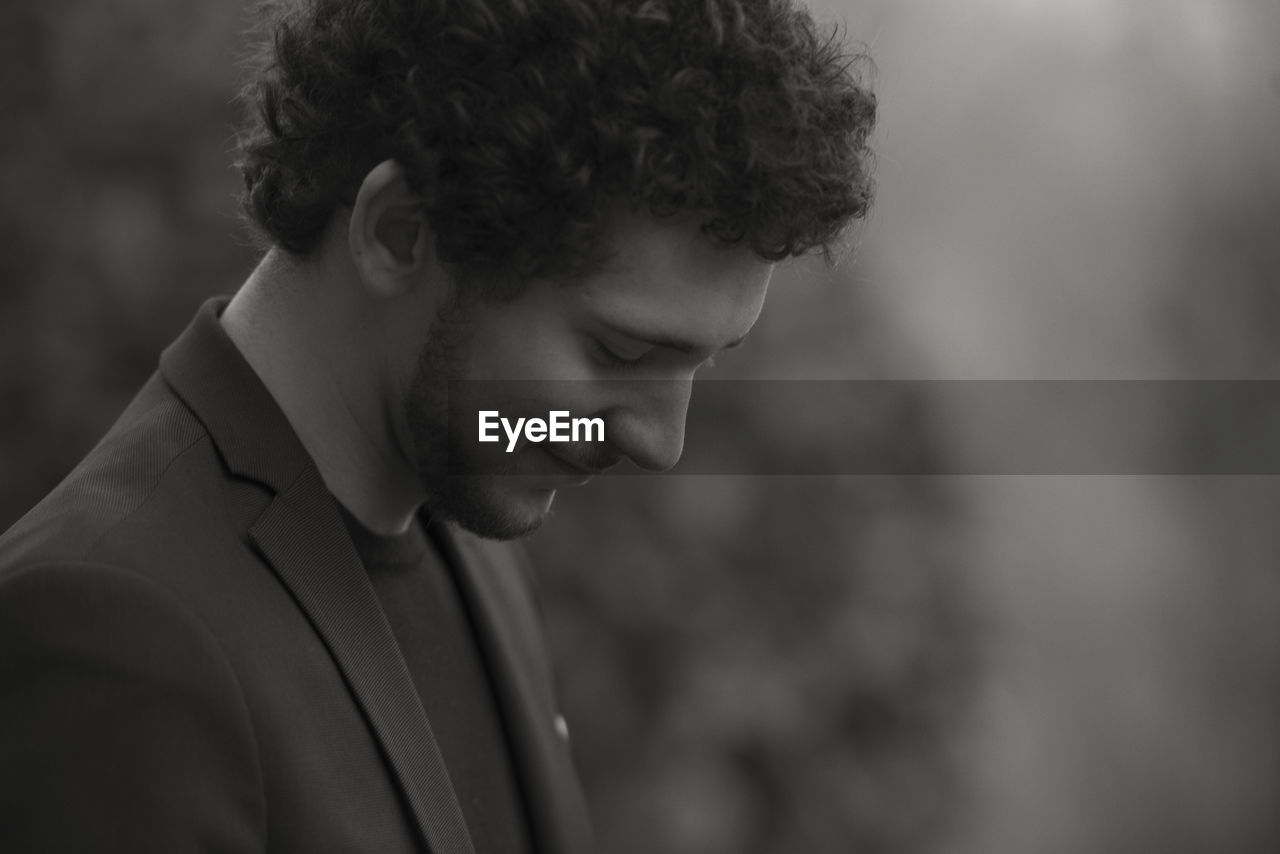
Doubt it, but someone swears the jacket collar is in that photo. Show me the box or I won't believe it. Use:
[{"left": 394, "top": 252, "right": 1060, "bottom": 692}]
[{"left": 158, "top": 297, "right": 313, "bottom": 494}]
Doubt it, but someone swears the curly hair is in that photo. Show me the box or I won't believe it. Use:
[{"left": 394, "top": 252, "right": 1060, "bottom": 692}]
[{"left": 236, "top": 0, "right": 876, "bottom": 288}]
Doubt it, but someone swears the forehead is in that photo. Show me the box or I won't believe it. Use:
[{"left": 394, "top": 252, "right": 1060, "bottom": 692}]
[{"left": 573, "top": 213, "right": 774, "bottom": 342}]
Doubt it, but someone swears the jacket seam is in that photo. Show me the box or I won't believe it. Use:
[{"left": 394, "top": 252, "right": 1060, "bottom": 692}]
[{"left": 82, "top": 427, "right": 209, "bottom": 559}]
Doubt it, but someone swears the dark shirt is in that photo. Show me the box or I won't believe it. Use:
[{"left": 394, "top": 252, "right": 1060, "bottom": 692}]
[{"left": 337, "top": 503, "right": 535, "bottom": 854}]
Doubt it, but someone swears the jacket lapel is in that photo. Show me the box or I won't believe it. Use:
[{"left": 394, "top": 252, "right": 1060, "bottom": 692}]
[
  {"left": 251, "top": 471, "right": 475, "bottom": 854},
  {"left": 434, "top": 524, "right": 594, "bottom": 854},
  {"left": 160, "top": 299, "right": 475, "bottom": 854}
]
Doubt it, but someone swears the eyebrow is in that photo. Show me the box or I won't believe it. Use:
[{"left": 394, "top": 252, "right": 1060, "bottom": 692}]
[{"left": 599, "top": 320, "right": 747, "bottom": 356}]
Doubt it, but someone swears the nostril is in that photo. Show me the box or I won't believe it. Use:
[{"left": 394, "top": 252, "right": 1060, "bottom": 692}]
[
  {"left": 619, "top": 420, "right": 686, "bottom": 472},
  {"left": 601, "top": 378, "right": 694, "bottom": 472}
]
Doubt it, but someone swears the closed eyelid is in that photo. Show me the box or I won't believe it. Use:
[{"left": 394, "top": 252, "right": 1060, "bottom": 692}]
[
  {"left": 596, "top": 321, "right": 747, "bottom": 359},
  {"left": 607, "top": 340, "right": 655, "bottom": 360},
  {"left": 589, "top": 336, "right": 652, "bottom": 368}
]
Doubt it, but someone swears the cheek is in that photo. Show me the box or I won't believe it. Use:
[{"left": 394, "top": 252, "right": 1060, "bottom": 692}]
[{"left": 463, "top": 321, "right": 593, "bottom": 382}]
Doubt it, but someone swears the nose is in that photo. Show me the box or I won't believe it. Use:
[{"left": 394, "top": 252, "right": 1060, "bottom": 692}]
[{"left": 606, "top": 378, "right": 693, "bottom": 472}]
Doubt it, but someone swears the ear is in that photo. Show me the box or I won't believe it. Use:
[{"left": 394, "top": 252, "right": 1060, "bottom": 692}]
[{"left": 347, "top": 159, "right": 433, "bottom": 298}]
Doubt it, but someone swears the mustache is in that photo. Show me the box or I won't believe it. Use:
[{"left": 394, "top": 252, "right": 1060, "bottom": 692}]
[{"left": 547, "top": 442, "right": 623, "bottom": 474}]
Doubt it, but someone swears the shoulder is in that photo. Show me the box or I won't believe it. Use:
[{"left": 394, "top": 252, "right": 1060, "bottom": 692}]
[
  {"left": 1, "top": 371, "right": 267, "bottom": 589},
  {"left": 2, "top": 374, "right": 205, "bottom": 564}
]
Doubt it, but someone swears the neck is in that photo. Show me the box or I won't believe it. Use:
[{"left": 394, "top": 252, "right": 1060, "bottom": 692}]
[{"left": 221, "top": 247, "right": 424, "bottom": 535}]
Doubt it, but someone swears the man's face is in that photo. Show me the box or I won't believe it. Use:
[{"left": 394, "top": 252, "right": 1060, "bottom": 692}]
[{"left": 399, "top": 213, "right": 774, "bottom": 540}]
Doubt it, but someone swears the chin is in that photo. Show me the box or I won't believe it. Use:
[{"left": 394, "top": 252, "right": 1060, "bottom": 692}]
[{"left": 426, "top": 476, "right": 558, "bottom": 541}]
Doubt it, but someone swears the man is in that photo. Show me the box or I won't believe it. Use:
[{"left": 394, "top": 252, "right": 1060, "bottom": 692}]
[{"left": 0, "top": 0, "right": 874, "bottom": 851}]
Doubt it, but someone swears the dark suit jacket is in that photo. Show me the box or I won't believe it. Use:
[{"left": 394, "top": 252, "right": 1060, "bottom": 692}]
[{"left": 0, "top": 299, "right": 593, "bottom": 854}]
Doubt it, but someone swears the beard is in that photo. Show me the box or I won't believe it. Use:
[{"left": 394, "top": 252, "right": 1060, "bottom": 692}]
[{"left": 401, "top": 295, "right": 557, "bottom": 541}]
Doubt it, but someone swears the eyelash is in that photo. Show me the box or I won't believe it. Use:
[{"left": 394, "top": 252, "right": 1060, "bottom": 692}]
[
  {"left": 593, "top": 340, "right": 650, "bottom": 371},
  {"left": 591, "top": 339, "right": 719, "bottom": 371}
]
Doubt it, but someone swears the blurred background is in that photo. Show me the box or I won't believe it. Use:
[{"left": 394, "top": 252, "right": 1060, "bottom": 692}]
[{"left": 3, "top": 0, "right": 1279, "bottom": 852}]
